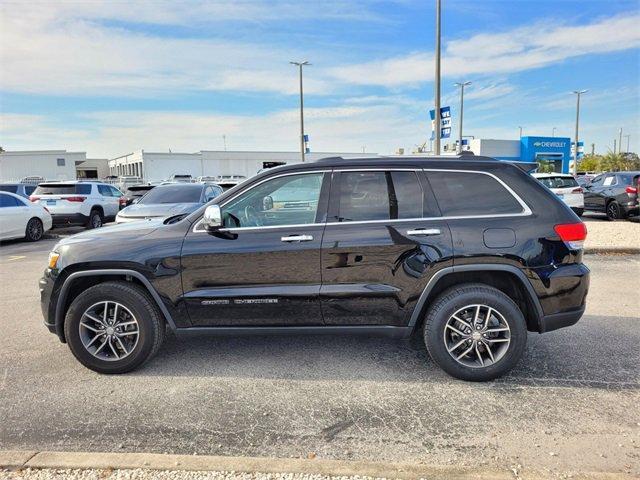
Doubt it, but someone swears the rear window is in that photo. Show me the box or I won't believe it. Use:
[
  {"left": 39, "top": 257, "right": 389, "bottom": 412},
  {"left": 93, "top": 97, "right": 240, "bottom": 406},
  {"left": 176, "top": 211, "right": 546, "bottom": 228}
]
[
  {"left": 619, "top": 173, "right": 640, "bottom": 186},
  {"left": 138, "top": 185, "right": 202, "bottom": 204},
  {"left": 126, "top": 186, "right": 154, "bottom": 194},
  {"left": 537, "top": 176, "right": 579, "bottom": 189},
  {"left": 33, "top": 184, "right": 91, "bottom": 195},
  {"left": 427, "top": 171, "right": 523, "bottom": 216},
  {"left": 0, "top": 185, "right": 18, "bottom": 193}
]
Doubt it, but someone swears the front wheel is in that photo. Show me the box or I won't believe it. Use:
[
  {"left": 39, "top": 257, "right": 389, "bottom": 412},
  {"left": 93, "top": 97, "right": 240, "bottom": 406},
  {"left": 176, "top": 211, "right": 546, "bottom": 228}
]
[
  {"left": 423, "top": 284, "right": 527, "bottom": 381},
  {"left": 64, "top": 281, "right": 165, "bottom": 374},
  {"left": 606, "top": 201, "right": 624, "bottom": 221}
]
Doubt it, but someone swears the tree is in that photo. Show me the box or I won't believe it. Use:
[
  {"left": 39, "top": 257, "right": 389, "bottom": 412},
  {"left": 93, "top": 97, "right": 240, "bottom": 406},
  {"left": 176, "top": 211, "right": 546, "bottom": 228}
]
[{"left": 578, "top": 155, "right": 601, "bottom": 172}]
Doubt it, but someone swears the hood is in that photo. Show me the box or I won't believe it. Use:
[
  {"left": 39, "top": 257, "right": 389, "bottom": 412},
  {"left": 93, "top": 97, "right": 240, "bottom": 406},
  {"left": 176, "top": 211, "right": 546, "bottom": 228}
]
[
  {"left": 118, "top": 203, "right": 201, "bottom": 218},
  {"left": 56, "top": 218, "right": 163, "bottom": 249}
]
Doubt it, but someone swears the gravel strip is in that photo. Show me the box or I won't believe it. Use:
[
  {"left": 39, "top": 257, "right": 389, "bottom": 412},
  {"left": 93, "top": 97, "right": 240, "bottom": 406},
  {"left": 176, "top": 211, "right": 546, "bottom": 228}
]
[
  {"left": 583, "top": 218, "right": 639, "bottom": 250},
  {"left": 1, "top": 469, "right": 390, "bottom": 480}
]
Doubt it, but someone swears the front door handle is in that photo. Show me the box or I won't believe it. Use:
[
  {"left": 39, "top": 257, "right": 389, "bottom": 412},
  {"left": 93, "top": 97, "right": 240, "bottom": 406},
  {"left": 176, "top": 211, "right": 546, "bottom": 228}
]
[
  {"left": 281, "top": 234, "right": 314, "bottom": 243},
  {"left": 407, "top": 228, "right": 441, "bottom": 236}
]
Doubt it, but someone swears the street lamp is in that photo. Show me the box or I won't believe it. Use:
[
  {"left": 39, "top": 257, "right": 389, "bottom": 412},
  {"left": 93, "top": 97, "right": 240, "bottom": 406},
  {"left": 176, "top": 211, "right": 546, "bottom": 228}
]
[
  {"left": 454, "top": 81, "right": 471, "bottom": 154},
  {"left": 571, "top": 89, "right": 588, "bottom": 175},
  {"left": 290, "top": 60, "right": 310, "bottom": 162},
  {"left": 623, "top": 134, "right": 630, "bottom": 154},
  {"left": 552, "top": 127, "right": 556, "bottom": 137},
  {"left": 433, "top": 0, "right": 442, "bottom": 155},
  {"left": 518, "top": 126, "right": 523, "bottom": 139}
]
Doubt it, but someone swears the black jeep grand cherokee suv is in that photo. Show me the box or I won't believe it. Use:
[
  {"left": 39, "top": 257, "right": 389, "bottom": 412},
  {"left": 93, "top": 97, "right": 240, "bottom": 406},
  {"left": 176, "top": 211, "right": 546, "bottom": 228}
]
[{"left": 40, "top": 156, "right": 589, "bottom": 381}]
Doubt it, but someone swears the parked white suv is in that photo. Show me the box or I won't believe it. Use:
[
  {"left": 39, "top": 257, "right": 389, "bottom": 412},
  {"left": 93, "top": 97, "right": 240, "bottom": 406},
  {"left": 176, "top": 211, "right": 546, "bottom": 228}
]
[
  {"left": 30, "top": 181, "right": 124, "bottom": 229},
  {"left": 532, "top": 173, "right": 584, "bottom": 216}
]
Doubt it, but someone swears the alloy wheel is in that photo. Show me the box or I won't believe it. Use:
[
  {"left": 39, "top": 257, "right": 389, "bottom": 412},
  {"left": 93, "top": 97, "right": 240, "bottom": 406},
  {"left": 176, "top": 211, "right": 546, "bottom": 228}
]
[
  {"left": 78, "top": 301, "right": 139, "bottom": 361},
  {"left": 443, "top": 304, "right": 511, "bottom": 368},
  {"left": 91, "top": 214, "right": 102, "bottom": 228},
  {"left": 607, "top": 203, "right": 619, "bottom": 220},
  {"left": 27, "top": 219, "right": 43, "bottom": 240}
]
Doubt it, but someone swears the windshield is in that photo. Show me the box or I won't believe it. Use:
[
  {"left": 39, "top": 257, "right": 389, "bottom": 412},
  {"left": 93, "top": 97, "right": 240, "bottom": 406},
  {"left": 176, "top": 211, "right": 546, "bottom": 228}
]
[
  {"left": 537, "top": 176, "right": 578, "bottom": 189},
  {"left": 138, "top": 185, "right": 202, "bottom": 204}
]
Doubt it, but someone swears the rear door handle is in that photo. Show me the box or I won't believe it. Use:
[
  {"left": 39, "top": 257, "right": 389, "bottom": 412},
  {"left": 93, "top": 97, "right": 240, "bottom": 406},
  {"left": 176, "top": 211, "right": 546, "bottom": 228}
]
[
  {"left": 407, "top": 228, "right": 441, "bottom": 236},
  {"left": 281, "top": 234, "right": 314, "bottom": 243}
]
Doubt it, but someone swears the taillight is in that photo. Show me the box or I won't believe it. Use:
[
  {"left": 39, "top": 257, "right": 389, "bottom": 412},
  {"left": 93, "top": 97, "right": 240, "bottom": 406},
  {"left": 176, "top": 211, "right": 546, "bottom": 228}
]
[
  {"left": 625, "top": 186, "right": 637, "bottom": 194},
  {"left": 571, "top": 187, "right": 583, "bottom": 193},
  {"left": 65, "top": 196, "right": 86, "bottom": 202},
  {"left": 119, "top": 197, "right": 127, "bottom": 206},
  {"left": 29, "top": 195, "right": 40, "bottom": 202},
  {"left": 554, "top": 222, "right": 587, "bottom": 250}
]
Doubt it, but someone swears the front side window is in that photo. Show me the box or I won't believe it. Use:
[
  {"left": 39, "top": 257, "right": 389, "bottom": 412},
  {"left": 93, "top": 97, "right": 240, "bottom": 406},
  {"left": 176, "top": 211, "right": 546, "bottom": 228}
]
[
  {"left": 222, "top": 172, "right": 324, "bottom": 228},
  {"left": 0, "top": 193, "right": 20, "bottom": 207},
  {"left": 427, "top": 171, "right": 523, "bottom": 216},
  {"left": 0, "top": 185, "right": 18, "bottom": 193},
  {"left": 337, "top": 171, "right": 423, "bottom": 222}
]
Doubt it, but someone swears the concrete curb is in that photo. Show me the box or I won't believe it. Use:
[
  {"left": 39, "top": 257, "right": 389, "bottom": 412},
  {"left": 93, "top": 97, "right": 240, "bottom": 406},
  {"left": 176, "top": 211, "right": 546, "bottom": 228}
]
[
  {"left": 584, "top": 247, "right": 640, "bottom": 255},
  {"left": 0, "top": 450, "right": 632, "bottom": 480}
]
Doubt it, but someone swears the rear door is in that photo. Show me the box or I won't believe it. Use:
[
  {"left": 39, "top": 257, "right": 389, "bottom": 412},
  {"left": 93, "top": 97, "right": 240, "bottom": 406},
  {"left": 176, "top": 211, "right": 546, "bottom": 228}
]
[
  {"left": 320, "top": 168, "right": 453, "bottom": 327},
  {"left": 0, "top": 193, "right": 26, "bottom": 238}
]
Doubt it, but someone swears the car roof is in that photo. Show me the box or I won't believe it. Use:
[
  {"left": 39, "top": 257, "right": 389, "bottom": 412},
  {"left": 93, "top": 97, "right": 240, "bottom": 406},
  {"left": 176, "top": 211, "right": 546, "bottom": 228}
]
[{"left": 532, "top": 173, "right": 574, "bottom": 178}]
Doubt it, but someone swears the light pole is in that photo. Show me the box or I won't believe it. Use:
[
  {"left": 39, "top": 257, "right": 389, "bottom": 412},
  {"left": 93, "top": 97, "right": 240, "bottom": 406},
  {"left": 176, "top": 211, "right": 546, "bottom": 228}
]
[
  {"left": 454, "top": 81, "right": 471, "bottom": 154},
  {"left": 433, "top": 0, "right": 442, "bottom": 155},
  {"left": 518, "top": 126, "right": 523, "bottom": 139},
  {"left": 552, "top": 127, "right": 556, "bottom": 137},
  {"left": 623, "top": 134, "right": 630, "bottom": 153},
  {"left": 572, "top": 89, "right": 587, "bottom": 175},
  {"left": 290, "top": 60, "right": 310, "bottom": 162},
  {"left": 618, "top": 128, "right": 623, "bottom": 155}
]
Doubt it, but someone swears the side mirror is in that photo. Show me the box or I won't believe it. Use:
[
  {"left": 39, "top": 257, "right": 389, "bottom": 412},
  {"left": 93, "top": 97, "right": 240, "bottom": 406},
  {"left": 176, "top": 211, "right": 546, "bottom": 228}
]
[
  {"left": 263, "top": 195, "right": 274, "bottom": 211},
  {"left": 203, "top": 205, "right": 222, "bottom": 230}
]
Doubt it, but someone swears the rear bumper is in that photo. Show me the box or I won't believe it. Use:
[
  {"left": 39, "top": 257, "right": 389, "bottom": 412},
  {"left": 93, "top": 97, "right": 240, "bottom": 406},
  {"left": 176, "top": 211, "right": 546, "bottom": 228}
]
[
  {"left": 51, "top": 213, "right": 88, "bottom": 227},
  {"left": 539, "top": 306, "right": 585, "bottom": 333}
]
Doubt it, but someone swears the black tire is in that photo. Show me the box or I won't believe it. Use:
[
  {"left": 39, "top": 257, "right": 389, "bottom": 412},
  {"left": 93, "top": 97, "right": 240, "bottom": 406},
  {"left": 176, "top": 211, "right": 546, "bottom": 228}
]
[
  {"left": 25, "top": 217, "right": 44, "bottom": 241},
  {"left": 64, "top": 281, "right": 165, "bottom": 374},
  {"left": 86, "top": 209, "right": 103, "bottom": 229},
  {"left": 423, "top": 283, "right": 527, "bottom": 382},
  {"left": 606, "top": 201, "right": 623, "bottom": 221},
  {"left": 572, "top": 208, "right": 584, "bottom": 217}
]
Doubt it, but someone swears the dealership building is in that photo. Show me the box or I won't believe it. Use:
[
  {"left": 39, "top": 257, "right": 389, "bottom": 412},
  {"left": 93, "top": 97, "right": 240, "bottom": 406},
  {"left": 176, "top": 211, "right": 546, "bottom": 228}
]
[{"left": 467, "top": 136, "right": 574, "bottom": 173}]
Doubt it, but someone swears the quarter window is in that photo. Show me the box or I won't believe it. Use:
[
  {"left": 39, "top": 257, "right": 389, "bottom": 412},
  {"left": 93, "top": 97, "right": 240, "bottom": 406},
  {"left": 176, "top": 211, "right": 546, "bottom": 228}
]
[
  {"left": 337, "top": 171, "right": 424, "bottom": 222},
  {"left": 222, "top": 172, "right": 324, "bottom": 228},
  {"left": 427, "top": 171, "right": 523, "bottom": 216}
]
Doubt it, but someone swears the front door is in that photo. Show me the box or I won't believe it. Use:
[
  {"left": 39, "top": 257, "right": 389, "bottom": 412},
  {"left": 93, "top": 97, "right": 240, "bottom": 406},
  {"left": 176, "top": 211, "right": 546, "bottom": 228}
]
[
  {"left": 320, "top": 169, "right": 453, "bottom": 327},
  {"left": 181, "top": 170, "right": 330, "bottom": 327}
]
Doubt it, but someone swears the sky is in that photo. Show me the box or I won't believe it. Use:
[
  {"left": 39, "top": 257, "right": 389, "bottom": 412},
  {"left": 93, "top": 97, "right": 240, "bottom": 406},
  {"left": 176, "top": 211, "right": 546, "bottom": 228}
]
[{"left": 0, "top": 0, "right": 639, "bottom": 158}]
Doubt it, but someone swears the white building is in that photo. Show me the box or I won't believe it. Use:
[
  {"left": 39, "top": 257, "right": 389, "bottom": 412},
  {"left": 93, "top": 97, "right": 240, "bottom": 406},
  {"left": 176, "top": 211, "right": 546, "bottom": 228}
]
[
  {"left": 108, "top": 149, "right": 377, "bottom": 183},
  {"left": 0, "top": 150, "right": 111, "bottom": 182}
]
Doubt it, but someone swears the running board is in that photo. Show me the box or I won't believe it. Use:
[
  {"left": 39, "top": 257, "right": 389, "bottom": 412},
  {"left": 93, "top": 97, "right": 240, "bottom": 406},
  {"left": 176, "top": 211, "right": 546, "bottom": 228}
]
[{"left": 173, "top": 325, "right": 413, "bottom": 339}]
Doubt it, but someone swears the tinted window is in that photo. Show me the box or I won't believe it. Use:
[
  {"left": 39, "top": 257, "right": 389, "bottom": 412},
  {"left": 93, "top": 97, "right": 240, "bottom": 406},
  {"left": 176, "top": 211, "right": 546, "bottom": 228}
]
[
  {"left": 427, "top": 171, "right": 523, "bottom": 216},
  {"left": 98, "top": 185, "right": 111, "bottom": 196},
  {"left": 222, "top": 173, "right": 323, "bottom": 227},
  {"left": 109, "top": 186, "right": 123, "bottom": 197},
  {"left": 338, "top": 171, "right": 423, "bottom": 222},
  {"left": 0, "top": 193, "right": 21, "bottom": 207},
  {"left": 0, "top": 185, "right": 18, "bottom": 193},
  {"left": 590, "top": 175, "right": 604, "bottom": 186},
  {"left": 24, "top": 186, "right": 36, "bottom": 195},
  {"left": 33, "top": 184, "right": 91, "bottom": 195},
  {"left": 339, "top": 172, "right": 389, "bottom": 221},
  {"left": 138, "top": 185, "right": 203, "bottom": 204},
  {"left": 537, "top": 176, "right": 579, "bottom": 189}
]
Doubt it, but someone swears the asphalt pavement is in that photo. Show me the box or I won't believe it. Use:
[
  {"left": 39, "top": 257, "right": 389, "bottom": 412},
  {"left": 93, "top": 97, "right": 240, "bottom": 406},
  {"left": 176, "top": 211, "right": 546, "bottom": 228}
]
[{"left": 0, "top": 233, "right": 638, "bottom": 477}]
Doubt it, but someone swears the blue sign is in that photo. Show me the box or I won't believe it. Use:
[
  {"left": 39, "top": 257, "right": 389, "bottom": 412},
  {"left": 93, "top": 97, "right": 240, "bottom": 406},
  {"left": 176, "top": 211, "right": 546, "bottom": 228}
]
[
  {"left": 430, "top": 106, "right": 451, "bottom": 139},
  {"left": 521, "top": 136, "right": 572, "bottom": 173}
]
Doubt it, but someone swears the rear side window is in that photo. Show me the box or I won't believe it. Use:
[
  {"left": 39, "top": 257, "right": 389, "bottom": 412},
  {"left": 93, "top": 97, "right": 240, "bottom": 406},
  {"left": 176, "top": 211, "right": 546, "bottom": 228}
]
[
  {"left": 34, "top": 184, "right": 91, "bottom": 195},
  {"left": 98, "top": 185, "right": 111, "bottom": 196},
  {"left": 0, "top": 185, "right": 18, "bottom": 193},
  {"left": 24, "top": 186, "right": 36, "bottom": 195},
  {"left": 337, "top": 171, "right": 423, "bottom": 222},
  {"left": 0, "top": 193, "right": 21, "bottom": 207},
  {"left": 537, "top": 176, "right": 578, "bottom": 189},
  {"left": 427, "top": 171, "right": 523, "bottom": 216}
]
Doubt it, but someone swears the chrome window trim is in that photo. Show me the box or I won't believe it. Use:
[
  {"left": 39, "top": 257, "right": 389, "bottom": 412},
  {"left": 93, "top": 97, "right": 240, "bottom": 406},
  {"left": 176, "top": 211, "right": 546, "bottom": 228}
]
[{"left": 192, "top": 167, "right": 532, "bottom": 233}]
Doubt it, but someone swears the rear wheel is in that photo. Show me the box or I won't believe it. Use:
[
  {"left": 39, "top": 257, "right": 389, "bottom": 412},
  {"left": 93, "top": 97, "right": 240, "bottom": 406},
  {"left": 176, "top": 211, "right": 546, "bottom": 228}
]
[
  {"left": 25, "top": 217, "right": 44, "bottom": 241},
  {"left": 64, "top": 281, "right": 165, "bottom": 374},
  {"left": 606, "top": 201, "right": 623, "bottom": 220},
  {"left": 86, "top": 209, "right": 103, "bottom": 229},
  {"left": 423, "top": 284, "right": 527, "bottom": 381}
]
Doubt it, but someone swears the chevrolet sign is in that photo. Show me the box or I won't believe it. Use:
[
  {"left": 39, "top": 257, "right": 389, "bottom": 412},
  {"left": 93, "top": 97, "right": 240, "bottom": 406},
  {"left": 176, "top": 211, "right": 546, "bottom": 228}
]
[{"left": 533, "top": 141, "right": 566, "bottom": 148}]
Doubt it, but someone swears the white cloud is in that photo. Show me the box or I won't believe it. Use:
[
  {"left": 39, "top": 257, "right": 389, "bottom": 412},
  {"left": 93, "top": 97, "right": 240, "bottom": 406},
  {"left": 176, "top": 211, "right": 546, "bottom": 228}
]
[{"left": 330, "top": 14, "right": 640, "bottom": 87}]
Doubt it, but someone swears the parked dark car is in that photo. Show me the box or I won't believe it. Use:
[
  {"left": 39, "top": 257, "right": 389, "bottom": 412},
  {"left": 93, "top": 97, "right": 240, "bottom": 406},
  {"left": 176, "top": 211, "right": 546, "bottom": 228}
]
[
  {"left": 0, "top": 183, "right": 38, "bottom": 198},
  {"left": 40, "top": 156, "right": 589, "bottom": 381},
  {"left": 121, "top": 184, "right": 156, "bottom": 206},
  {"left": 115, "top": 182, "right": 223, "bottom": 223},
  {"left": 583, "top": 171, "right": 639, "bottom": 220}
]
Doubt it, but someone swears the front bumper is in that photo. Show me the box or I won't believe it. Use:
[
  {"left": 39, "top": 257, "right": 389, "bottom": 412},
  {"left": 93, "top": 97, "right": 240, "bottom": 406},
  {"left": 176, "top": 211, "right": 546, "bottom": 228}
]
[{"left": 39, "top": 269, "right": 60, "bottom": 338}]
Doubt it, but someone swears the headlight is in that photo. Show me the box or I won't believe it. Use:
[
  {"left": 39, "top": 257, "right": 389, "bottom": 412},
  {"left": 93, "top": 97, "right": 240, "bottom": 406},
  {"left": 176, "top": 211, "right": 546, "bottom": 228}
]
[{"left": 48, "top": 251, "right": 60, "bottom": 269}]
